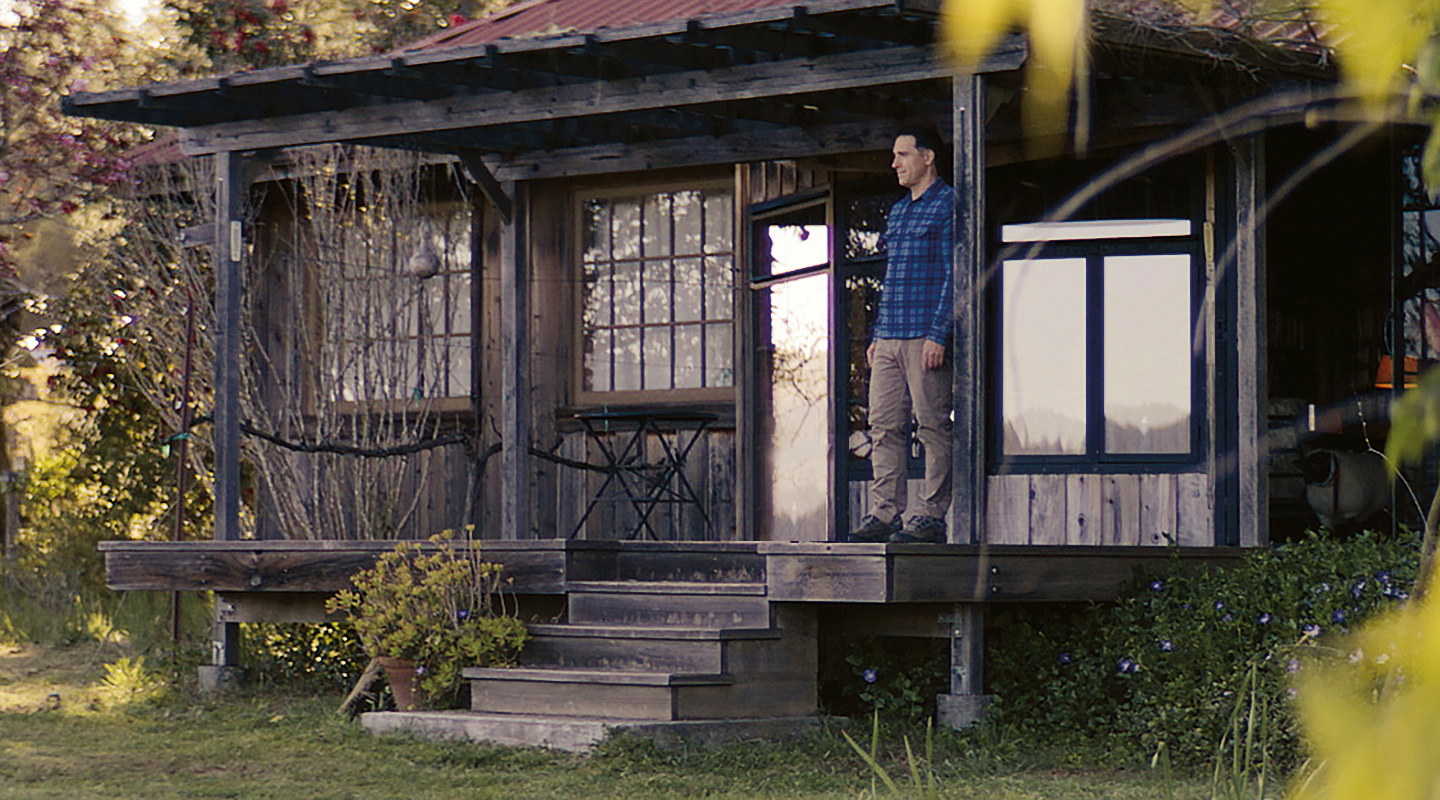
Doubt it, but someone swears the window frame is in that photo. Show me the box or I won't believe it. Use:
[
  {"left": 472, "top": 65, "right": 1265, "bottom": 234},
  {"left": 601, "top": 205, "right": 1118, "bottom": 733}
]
[
  {"left": 328, "top": 194, "right": 477, "bottom": 415},
  {"left": 989, "top": 225, "right": 1205, "bottom": 472},
  {"left": 572, "top": 177, "right": 739, "bottom": 406}
]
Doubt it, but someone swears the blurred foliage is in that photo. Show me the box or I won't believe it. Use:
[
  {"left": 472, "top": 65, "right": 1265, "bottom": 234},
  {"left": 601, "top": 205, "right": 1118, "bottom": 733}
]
[{"left": 162, "top": 0, "right": 513, "bottom": 72}]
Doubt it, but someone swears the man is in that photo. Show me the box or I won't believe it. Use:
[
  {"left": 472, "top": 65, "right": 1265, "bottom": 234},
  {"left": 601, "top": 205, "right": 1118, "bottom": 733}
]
[{"left": 846, "top": 126, "right": 954, "bottom": 544}]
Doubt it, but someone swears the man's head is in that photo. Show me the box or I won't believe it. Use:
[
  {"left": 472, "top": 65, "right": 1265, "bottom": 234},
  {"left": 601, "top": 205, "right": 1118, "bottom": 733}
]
[{"left": 892, "top": 125, "right": 943, "bottom": 198}]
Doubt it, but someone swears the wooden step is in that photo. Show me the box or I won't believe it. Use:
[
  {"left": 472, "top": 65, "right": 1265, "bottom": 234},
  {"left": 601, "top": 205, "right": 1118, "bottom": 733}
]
[
  {"left": 520, "top": 623, "right": 779, "bottom": 672},
  {"left": 464, "top": 667, "right": 815, "bottom": 721},
  {"left": 568, "top": 543, "right": 765, "bottom": 585},
  {"left": 566, "top": 581, "right": 771, "bottom": 627},
  {"left": 464, "top": 667, "right": 730, "bottom": 720}
]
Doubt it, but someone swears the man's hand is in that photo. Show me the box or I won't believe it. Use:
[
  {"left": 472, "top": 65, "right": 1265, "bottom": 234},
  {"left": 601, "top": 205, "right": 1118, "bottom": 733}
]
[
  {"left": 867, "top": 341, "right": 877, "bottom": 367},
  {"left": 922, "top": 340, "right": 946, "bottom": 370}
]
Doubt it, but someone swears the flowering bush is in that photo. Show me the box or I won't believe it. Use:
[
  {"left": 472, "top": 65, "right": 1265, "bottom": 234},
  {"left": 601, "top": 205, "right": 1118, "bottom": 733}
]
[
  {"left": 325, "top": 530, "right": 528, "bottom": 707},
  {"left": 986, "top": 529, "right": 1420, "bottom": 768}
]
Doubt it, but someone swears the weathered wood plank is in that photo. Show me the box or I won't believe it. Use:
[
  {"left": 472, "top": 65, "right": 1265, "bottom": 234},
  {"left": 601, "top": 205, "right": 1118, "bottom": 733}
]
[
  {"left": 1028, "top": 474, "right": 1066, "bottom": 545},
  {"left": 500, "top": 182, "right": 532, "bottom": 539},
  {"left": 1234, "top": 137, "right": 1267, "bottom": 547},
  {"left": 181, "top": 42, "right": 1027, "bottom": 155},
  {"left": 1065, "top": 474, "right": 1103, "bottom": 545},
  {"left": 1103, "top": 474, "right": 1142, "bottom": 546},
  {"left": 952, "top": 72, "right": 987, "bottom": 546},
  {"left": 984, "top": 475, "right": 1030, "bottom": 544},
  {"left": 1139, "top": 473, "right": 1178, "bottom": 546},
  {"left": 766, "top": 552, "right": 889, "bottom": 602},
  {"left": 1176, "top": 472, "right": 1213, "bottom": 546}
]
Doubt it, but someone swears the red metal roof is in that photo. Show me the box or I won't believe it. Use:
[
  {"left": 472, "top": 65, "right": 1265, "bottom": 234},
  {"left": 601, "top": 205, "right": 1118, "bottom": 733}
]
[{"left": 401, "top": 0, "right": 805, "bottom": 51}]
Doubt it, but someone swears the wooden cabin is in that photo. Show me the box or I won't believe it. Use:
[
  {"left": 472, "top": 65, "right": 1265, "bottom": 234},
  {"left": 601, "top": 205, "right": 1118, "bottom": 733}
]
[{"left": 65, "top": 0, "right": 1420, "bottom": 749}]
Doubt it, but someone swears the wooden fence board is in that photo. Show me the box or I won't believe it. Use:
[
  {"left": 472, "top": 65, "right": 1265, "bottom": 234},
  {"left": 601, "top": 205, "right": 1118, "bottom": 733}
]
[
  {"left": 985, "top": 475, "right": 1031, "bottom": 544},
  {"left": 1028, "top": 475, "right": 1066, "bottom": 545},
  {"left": 1104, "top": 475, "right": 1142, "bottom": 546},
  {"left": 1140, "top": 473, "right": 1177, "bottom": 546},
  {"left": 1065, "top": 474, "right": 1103, "bottom": 545}
]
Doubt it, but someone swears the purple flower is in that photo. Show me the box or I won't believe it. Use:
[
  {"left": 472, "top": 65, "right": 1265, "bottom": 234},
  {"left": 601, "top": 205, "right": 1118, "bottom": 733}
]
[
  {"left": 1303, "top": 624, "right": 1321, "bottom": 637},
  {"left": 1160, "top": 640, "right": 1173, "bottom": 652},
  {"left": 1286, "top": 687, "right": 1299, "bottom": 699},
  {"left": 862, "top": 668, "right": 878, "bottom": 684},
  {"left": 1319, "top": 583, "right": 1331, "bottom": 593},
  {"left": 1332, "top": 609, "right": 1346, "bottom": 624},
  {"left": 1213, "top": 600, "right": 1225, "bottom": 611},
  {"left": 1150, "top": 580, "right": 1165, "bottom": 592},
  {"left": 1258, "top": 612, "right": 1272, "bottom": 625},
  {"left": 1377, "top": 571, "right": 1393, "bottom": 585},
  {"left": 1351, "top": 582, "right": 1366, "bottom": 600},
  {"left": 1222, "top": 613, "right": 1233, "bottom": 622},
  {"left": 456, "top": 609, "right": 471, "bottom": 621},
  {"left": 414, "top": 665, "right": 427, "bottom": 675},
  {"left": 1057, "top": 652, "right": 1073, "bottom": 665},
  {"left": 1286, "top": 658, "right": 1301, "bottom": 673},
  {"left": 1118, "top": 658, "right": 1139, "bottom": 674}
]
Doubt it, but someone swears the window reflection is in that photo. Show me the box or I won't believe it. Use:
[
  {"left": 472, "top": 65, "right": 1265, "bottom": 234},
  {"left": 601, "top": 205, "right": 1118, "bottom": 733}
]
[
  {"left": 758, "top": 271, "right": 830, "bottom": 541},
  {"left": 1001, "top": 258, "right": 1087, "bottom": 455},
  {"left": 1104, "top": 254, "right": 1191, "bottom": 453}
]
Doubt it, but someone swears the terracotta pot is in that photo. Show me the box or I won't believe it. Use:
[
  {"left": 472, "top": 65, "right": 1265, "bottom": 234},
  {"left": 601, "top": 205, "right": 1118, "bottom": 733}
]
[{"left": 376, "top": 656, "right": 424, "bottom": 711}]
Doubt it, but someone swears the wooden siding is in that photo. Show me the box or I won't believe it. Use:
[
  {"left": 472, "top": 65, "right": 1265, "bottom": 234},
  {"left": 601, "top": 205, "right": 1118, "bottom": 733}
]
[{"left": 985, "top": 473, "right": 1213, "bottom": 547}]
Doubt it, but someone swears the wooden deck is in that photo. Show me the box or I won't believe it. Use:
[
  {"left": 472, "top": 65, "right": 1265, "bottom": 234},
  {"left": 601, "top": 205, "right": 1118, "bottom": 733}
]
[{"left": 98, "top": 539, "right": 1242, "bottom": 609}]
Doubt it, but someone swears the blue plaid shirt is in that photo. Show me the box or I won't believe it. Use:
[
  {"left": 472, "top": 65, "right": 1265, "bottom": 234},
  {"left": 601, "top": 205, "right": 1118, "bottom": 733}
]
[{"left": 873, "top": 180, "right": 955, "bottom": 345}]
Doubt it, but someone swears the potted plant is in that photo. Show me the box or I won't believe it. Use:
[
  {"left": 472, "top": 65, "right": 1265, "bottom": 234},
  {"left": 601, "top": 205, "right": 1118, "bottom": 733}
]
[{"left": 326, "top": 529, "right": 528, "bottom": 710}]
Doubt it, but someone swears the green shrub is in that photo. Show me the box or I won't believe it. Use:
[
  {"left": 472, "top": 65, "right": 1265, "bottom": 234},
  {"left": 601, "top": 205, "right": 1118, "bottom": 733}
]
[
  {"left": 987, "top": 529, "right": 1420, "bottom": 769},
  {"left": 243, "top": 622, "right": 369, "bottom": 692}
]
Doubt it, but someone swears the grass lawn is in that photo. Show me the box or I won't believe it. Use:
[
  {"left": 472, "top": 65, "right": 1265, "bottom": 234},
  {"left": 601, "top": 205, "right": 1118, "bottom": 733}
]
[{"left": 0, "top": 643, "right": 1212, "bottom": 800}]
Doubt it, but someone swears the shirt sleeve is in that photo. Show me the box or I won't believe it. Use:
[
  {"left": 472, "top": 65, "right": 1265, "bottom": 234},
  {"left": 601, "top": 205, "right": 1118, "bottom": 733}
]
[{"left": 926, "top": 199, "right": 955, "bottom": 346}]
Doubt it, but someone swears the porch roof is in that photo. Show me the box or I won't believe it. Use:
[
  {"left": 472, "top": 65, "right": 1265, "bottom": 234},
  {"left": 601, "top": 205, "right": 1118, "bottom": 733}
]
[{"left": 61, "top": 0, "right": 1332, "bottom": 181}]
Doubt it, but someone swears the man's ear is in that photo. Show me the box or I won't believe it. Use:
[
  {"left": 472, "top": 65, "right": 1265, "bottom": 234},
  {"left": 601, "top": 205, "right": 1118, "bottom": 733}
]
[{"left": 922, "top": 148, "right": 936, "bottom": 167}]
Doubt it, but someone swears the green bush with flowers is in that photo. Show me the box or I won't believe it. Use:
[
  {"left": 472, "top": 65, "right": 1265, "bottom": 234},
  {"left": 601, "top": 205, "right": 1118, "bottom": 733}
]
[
  {"left": 985, "top": 528, "right": 1420, "bottom": 768},
  {"left": 325, "top": 530, "right": 528, "bottom": 708}
]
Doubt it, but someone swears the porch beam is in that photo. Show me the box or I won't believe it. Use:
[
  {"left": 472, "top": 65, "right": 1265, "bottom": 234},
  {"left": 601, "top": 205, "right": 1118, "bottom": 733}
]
[{"left": 179, "top": 39, "right": 1027, "bottom": 155}]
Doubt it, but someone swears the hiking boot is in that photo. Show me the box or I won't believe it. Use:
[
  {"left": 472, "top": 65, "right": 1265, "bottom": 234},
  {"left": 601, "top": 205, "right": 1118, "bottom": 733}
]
[
  {"left": 890, "top": 515, "right": 946, "bottom": 544},
  {"left": 844, "top": 514, "right": 900, "bottom": 543}
]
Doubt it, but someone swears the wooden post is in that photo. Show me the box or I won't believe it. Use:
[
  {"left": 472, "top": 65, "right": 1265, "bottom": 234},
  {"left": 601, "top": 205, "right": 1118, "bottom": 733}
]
[
  {"left": 937, "top": 604, "right": 990, "bottom": 727},
  {"left": 500, "top": 181, "right": 532, "bottom": 539},
  {"left": 200, "top": 150, "right": 245, "bottom": 692},
  {"left": 1233, "top": 138, "right": 1267, "bottom": 548},
  {"left": 951, "top": 73, "right": 985, "bottom": 545}
]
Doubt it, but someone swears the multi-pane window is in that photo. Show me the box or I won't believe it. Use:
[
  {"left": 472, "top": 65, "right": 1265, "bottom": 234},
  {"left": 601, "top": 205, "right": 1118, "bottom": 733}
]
[
  {"left": 581, "top": 187, "right": 735, "bottom": 394},
  {"left": 997, "top": 220, "right": 1197, "bottom": 461},
  {"left": 333, "top": 201, "right": 472, "bottom": 402}
]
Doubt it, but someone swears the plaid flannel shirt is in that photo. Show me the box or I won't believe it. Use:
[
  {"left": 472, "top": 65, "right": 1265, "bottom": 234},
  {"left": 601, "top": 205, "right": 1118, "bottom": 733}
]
[{"left": 872, "top": 180, "right": 955, "bottom": 345}]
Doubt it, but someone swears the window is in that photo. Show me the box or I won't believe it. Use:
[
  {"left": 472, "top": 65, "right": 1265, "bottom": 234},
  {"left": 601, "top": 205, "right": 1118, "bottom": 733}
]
[
  {"left": 331, "top": 200, "right": 473, "bottom": 403},
  {"left": 580, "top": 186, "right": 735, "bottom": 396},
  {"left": 997, "top": 220, "right": 1198, "bottom": 463}
]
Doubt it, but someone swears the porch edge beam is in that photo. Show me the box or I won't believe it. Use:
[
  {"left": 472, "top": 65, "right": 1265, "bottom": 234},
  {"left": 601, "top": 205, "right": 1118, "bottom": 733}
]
[
  {"left": 500, "top": 182, "right": 533, "bottom": 539},
  {"left": 457, "top": 149, "right": 514, "bottom": 225},
  {"left": 951, "top": 73, "right": 985, "bottom": 545},
  {"left": 178, "top": 39, "right": 1027, "bottom": 156}
]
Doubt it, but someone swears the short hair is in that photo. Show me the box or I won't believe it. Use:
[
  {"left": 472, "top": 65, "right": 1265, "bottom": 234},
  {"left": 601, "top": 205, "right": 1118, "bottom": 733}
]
[{"left": 894, "top": 124, "right": 945, "bottom": 158}]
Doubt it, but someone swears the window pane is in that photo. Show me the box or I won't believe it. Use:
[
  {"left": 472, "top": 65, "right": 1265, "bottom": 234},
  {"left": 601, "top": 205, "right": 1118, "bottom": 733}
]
[
  {"left": 761, "top": 272, "right": 830, "bottom": 540},
  {"left": 1104, "top": 254, "right": 1191, "bottom": 454},
  {"left": 675, "top": 323, "right": 703, "bottom": 389},
  {"left": 614, "top": 262, "right": 640, "bottom": 326},
  {"left": 583, "top": 199, "right": 609, "bottom": 263},
  {"left": 674, "top": 191, "right": 702, "bottom": 255},
  {"left": 1002, "top": 258, "right": 1087, "bottom": 455},
  {"left": 704, "top": 191, "right": 732, "bottom": 254},
  {"left": 612, "top": 200, "right": 641, "bottom": 260},
  {"left": 643, "top": 193, "right": 672, "bottom": 255},
  {"left": 447, "top": 338, "right": 472, "bottom": 397},
  {"left": 644, "top": 259, "right": 671, "bottom": 324},
  {"left": 674, "top": 257, "right": 702, "bottom": 322},
  {"left": 706, "top": 322, "right": 733, "bottom": 387},
  {"left": 706, "top": 256, "right": 733, "bottom": 319},
  {"left": 584, "top": 261, "right": 611, "bottom": 330},
  {"left": 643, "top": 327, "right": 670, "bottom": 390},
  {"left": 449, "top": 273, "right": 472, "bottom": 335},
  {"left": 614, "top": 328, "right": 641, "bottom": 391},
  {"left": 586, "top": 328, "right": 612, "bottom": 391}
]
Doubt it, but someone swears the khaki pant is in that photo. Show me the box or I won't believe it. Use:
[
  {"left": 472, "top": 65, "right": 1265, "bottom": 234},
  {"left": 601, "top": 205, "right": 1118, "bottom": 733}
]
[{"left": 867, "top": 338, "right": 953, "bottom": 521}]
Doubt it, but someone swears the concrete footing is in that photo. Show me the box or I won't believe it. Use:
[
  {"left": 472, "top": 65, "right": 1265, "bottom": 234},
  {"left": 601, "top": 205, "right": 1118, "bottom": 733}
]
[{"left": 361, "top": 711, "right": 832, "bottom": 753}]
